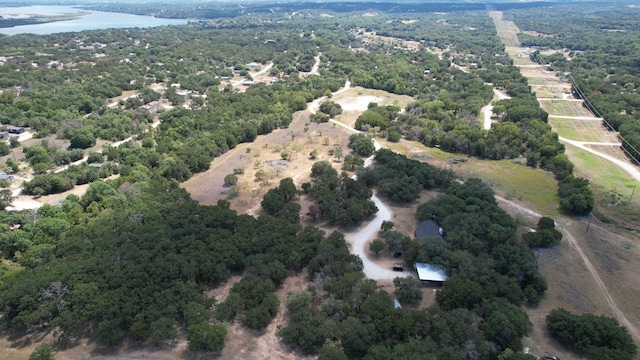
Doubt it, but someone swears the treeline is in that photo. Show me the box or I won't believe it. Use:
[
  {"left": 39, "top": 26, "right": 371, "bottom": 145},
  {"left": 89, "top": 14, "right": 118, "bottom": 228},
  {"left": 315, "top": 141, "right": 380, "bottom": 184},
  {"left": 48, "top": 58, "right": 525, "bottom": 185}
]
[
  {"left": 84, "top": 1, "right": 552, "bottom": 21},
  {"left": 547, "top": 308, "right": 637, "bottom": 360}
]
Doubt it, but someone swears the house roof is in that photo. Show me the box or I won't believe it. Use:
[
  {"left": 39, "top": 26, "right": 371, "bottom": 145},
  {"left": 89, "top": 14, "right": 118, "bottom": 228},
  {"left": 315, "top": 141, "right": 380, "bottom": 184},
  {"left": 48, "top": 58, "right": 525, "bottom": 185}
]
[
  {"left": 415, "top": 262, "right": 447, "bottom": 282},
  {"left": 415, "top": 220, "right": 443, "bottom": 239}
]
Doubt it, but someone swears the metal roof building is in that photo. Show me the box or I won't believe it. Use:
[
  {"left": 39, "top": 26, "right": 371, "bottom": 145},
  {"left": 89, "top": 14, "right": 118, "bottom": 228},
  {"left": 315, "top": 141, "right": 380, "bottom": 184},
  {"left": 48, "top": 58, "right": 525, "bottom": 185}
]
[{"left": 414, "top": 262, "right": 447, "bottom": 283}]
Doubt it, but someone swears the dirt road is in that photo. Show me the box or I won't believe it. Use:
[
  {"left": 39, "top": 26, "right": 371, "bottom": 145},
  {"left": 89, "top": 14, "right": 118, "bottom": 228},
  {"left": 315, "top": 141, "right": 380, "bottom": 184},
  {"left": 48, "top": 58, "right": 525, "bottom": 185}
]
[
  {"left": 482, "top": 88, "right": 511, "bottom": 130},
  {"left": 559, "top": 136, "right": 640, "bottom": 182}
]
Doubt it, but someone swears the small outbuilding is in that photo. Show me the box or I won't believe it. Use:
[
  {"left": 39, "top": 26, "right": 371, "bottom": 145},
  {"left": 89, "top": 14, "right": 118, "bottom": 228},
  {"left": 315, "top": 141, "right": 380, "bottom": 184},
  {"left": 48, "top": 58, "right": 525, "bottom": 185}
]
[
  {"left": 6, "top": 126, "right": 25, "bottom": 134},
  {"left": 415, "top": 219, "right": 445, "bottom": 239},
  {"left": 0, "top": 173, "right": 14, "bottom": 182},
  {"left": 414, "top": 262, "right": 447, "bottom": 286}
]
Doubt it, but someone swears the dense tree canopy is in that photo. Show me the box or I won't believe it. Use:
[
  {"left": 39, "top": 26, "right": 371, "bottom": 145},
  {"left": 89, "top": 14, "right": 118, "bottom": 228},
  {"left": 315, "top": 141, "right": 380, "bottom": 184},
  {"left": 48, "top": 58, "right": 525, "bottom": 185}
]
[{"left": 547, "top": 308, "right": 637, "bottom": 360}]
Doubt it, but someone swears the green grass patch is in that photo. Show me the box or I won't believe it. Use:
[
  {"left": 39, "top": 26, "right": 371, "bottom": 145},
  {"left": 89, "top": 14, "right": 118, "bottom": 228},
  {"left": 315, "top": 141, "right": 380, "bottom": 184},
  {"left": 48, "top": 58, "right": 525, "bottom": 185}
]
[
  {"left": 566, "top": 147, "right": 640, "bottom": 226},
  {"left": 548, "top": 118, "right": 583, "bottom": 140},
  {"left": 532, "top": 87, "right": 556, "bottom": 98},
  {"left": 456, "top": 158, "right": 559, "bottom": 215},
  {"left": 508, "top": 53, "right": 533, "bottom": 66},
  {"left": 540, "top": 100, "right": 593, "bottom": 117},
  {"left": 525, "top": 77, "right": 548, "bottom": 86},
  {"left": 387, "top": 140, "right": 560, "bottom": 215}
]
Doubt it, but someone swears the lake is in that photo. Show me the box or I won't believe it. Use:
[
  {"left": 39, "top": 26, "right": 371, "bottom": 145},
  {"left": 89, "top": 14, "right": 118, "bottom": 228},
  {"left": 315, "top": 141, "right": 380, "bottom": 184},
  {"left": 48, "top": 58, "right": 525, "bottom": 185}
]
[{"left": 0, "top": 5, "right": 189, "bottom": 35}]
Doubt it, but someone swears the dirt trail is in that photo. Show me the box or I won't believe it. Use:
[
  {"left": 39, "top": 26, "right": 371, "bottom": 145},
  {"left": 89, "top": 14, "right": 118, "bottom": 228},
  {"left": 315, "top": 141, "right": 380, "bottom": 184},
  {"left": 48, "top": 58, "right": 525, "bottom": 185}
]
[
  {"left": 309, "top": 52, "right": 321, "bottom": 75},
  {"left": 481, "top": 88, "right": 511, "bottom": 130}
]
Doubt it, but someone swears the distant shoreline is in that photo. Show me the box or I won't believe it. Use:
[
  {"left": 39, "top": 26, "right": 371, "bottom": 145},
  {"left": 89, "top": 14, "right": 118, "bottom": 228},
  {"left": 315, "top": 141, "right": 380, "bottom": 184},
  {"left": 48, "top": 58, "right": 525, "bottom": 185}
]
[{"left": 0, "top": 8, "right": 87, "bottom": 29}]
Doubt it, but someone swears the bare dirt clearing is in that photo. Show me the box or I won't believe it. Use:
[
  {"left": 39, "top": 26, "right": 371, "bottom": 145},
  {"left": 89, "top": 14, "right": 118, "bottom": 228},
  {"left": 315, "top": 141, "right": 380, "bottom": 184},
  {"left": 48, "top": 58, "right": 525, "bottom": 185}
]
[{"left": 219, "top": 274, "right": 313, "bottom": 360}]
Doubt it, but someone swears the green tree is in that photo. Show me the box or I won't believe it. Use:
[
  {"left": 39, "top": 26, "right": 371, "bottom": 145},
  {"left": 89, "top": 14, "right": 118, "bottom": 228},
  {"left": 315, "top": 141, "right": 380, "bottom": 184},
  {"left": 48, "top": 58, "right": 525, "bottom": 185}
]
[
  {"left": 0, "top": 189, "right": 12, "bottom": 210},
  {"left": 319, "top": 101, "right": 343, "bottom": 117},
  {"left": 187, "top": 322, "right": 227, "bottom": 352},
  {"left": 0, "top": 142, "right": 10, "bottom": 156},
  {"left": 29, "top": 344, "right": 55, "bottom": 360},
  {"left": 381, "top": 220, "right": 394, "bottom": 231},
  {"left": 318, "top": 340, "right": 348, "bottom": 360},
  {"left": 69, "top": 128, "right": 96, "bottom": 149},
  {"left": 348, "top": 133, "right": 375, "bottom": 157},
  {"left": 369, "top": 239, "right": 385, "bottom": 256},
  {"left": 393, "top": 276, "right": 423, "bottom": 305},
  {"left": 342, "top": 154, "right": 364, "bottom": 171}
]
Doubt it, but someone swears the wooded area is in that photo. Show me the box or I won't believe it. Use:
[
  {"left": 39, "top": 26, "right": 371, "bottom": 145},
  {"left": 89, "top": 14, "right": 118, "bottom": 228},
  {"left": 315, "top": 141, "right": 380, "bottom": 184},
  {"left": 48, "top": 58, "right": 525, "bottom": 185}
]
[{"left": 0, "top": 1, "right": 636, "bottom": 359}]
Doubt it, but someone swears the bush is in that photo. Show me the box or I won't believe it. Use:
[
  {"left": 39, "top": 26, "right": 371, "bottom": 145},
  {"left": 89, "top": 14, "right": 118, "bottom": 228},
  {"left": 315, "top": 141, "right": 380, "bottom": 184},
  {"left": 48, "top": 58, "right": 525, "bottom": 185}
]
[
  {"left": 224, "top": 173, "right": 238, "bottom": 186},
  {"left": 547, "top": 308, "right": 637, "bottom": 360},
  {"left": 69, "top": 128, "right": 96, "bottom": 149},
  {"left": 523, "top": 216, "right": 562, "bottom": 248},
  {"left": 29, "top": 344, "right": 54, "bottom": 360},
  {"left": 187, "top": 322, "right": 227, "bottom": 352},
  {"left": 523, "top": 228, "right": 562, "bottom": 248}
]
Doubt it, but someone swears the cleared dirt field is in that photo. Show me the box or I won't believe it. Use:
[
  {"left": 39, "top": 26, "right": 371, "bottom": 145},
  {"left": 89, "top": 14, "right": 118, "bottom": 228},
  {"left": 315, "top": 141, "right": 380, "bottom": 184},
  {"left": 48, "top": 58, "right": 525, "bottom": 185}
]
[{"left": 182, "top": 86, "right": 411, "bottom": 215}]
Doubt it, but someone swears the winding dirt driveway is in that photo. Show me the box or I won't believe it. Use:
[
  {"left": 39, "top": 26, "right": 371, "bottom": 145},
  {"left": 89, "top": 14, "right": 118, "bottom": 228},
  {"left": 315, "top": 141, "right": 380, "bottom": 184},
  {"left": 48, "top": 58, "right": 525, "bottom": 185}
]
[
  {"left": 309, "top": 52, "right": 321, "bottom": 75},
  {"left": 311, "top": 81, "right": 408, "bottom": 279}
]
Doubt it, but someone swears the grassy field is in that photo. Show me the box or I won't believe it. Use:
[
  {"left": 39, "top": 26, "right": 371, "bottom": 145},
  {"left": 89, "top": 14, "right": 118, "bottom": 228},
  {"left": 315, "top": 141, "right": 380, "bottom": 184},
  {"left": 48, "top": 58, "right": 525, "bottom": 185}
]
[
  {"left": 528, "top": 78, "right": 557, "bottom": 86},
  {"left": 541, "top": 100, "right": 595, "bottom": 117},
  {"left": 383, "top": 140, "right": 561, "bottom": 215},
  {"left": 564, "top": 144, "right": 640, "bottom": 228},
  {"left": 531, "top": 86, "right": 560, "bottom": 98},
  {"left": 548, "top": 117, "right": 619, "bottom": 143}
]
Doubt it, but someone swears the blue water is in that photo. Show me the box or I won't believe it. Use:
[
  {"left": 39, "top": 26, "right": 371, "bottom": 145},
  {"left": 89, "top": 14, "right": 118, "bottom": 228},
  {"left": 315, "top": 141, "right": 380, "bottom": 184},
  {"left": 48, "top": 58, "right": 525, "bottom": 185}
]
[{"left": 0, "top": 5, "right": 189, "bottom": 35}]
